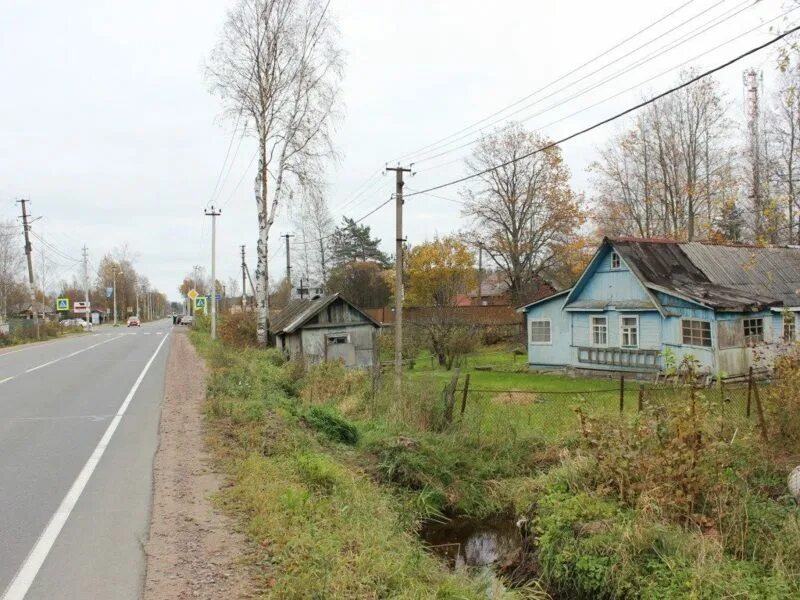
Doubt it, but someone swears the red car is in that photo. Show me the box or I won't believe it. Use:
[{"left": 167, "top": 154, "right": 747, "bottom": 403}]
[{"left": 127, "top": 316, "right": 141, "bottom": 327}]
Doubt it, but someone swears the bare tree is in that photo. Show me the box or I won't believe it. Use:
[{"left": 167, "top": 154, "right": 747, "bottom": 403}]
[
  {"left": 769, "top": 58, "right": 800, "bottom": 244},
  {"left": 293, "top": 190, "right": 334, "bottom": 284},
  {"left": 461, "top": 123, "right": 584, "bottom": 306},
  {"left": 0, "top": 222, "right": 25, "bottom": 322},
  {"left": 207, "top": 0, "right": 343, "bottom": 345},
  {"left": 592, "top": 72, "right": 733, "bottom": 241}
]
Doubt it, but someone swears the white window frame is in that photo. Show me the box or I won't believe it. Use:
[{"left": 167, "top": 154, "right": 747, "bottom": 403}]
[
  {"left": 529, "top": 318, "right": 551, "bottom": 345},
  {"left": 619, "top": 315, "right": 639, "bottom": 348},
  {"left": 611, "top": 252, "right": 621, "bottom": 269},
  {"left": 591, "top": 316, "right": 608, "bottom": 347},
  {"left": 681, "top": 319, "right": 712, "bottom": 348}
]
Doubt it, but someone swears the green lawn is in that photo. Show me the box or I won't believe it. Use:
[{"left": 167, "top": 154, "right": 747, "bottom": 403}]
[{"left": 394, "top": 346, "right": 640, "bottom": 442}]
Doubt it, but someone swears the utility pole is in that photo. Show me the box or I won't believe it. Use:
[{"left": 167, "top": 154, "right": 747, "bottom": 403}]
[
  {"left": 82, "top": 245, "right": 91, "bottom": 329},
  {"left": 112, "top": 266, "right": 122, "bottom": 326},
  {"left": 205, "top": 206, "right": 222, "bottom": 340},
  {"left": 281, "top": 233, "right": 294, "bottom": 285},
  {"left": 240, "top": 245, "right": 247, "bottom": 311},
  {"left": 16, "top": 199, "right": 39, "bottom": 339},
  {"left": 477, "top": 243, "right": 483, "bottom": 306},
  {"left": 386, "top": 165, "right": 412, "bottom": 393},
  {"left": 744, "top": 69, "right": 763, "bottom": 240}
]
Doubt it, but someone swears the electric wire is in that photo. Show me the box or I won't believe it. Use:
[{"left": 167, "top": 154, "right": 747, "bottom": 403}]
[
  {"left": 410, "top": 0, "right": 758, "bottom": 166},
  {"left": 403, "top": 22, "right": 800, "bottom": 199},
  {"left": 389, "top": 0, "right": 703, "bottom": 163}
]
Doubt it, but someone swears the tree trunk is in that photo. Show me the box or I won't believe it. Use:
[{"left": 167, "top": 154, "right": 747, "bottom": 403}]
[{"left": 256, "top": 142, "right": 270, "bottom": 347}]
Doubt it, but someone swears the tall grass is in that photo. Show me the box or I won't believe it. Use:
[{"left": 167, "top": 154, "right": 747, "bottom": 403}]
[{"left": 190, "top": 330, "right": 537, "bottom": 599}]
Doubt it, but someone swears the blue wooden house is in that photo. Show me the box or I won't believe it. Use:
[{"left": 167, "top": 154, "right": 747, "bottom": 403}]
[{"left": 519, "top": 238, "right": 800, "bottom": 377}]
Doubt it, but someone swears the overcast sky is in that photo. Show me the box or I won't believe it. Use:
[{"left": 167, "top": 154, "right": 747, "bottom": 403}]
[{"left": 0, "top": 0, "right": 793, "bottom": 299}]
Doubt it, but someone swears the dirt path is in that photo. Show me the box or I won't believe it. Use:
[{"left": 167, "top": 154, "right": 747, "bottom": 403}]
[{"left": 144, "top": 329, "right": 255, "bottom": 600}]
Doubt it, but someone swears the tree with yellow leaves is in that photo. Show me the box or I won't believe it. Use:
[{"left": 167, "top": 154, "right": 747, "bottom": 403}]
[{"left": 405, "top": 236, "right": 476, "bottom": 307}]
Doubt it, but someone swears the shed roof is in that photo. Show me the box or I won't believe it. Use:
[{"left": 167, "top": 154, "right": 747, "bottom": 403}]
[
  {"left": 611, "top": 238, "right": 800, "bottom": 311},
  {"left": 271, "top": 293, "right": 381, "bottom": 335}
]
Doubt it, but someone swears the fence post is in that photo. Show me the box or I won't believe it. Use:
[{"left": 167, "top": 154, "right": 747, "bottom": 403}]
[
  {"left": 619, "top": 375, "right": 625, "bottom": 414},
  {"left": 460, "top": 373, "right": 471, "bottom": 416},
  {"left": 746, "top": 366, "right": 753, "bottom": 418},
  {"left": 638, "top": 384, "right": 644, "bottom": 412},
  {"left": 752, "top": 380, "right": 769, "bottom": 442},
  {"left": 442, "top": 368, "right": 460, "bottom": 426}
]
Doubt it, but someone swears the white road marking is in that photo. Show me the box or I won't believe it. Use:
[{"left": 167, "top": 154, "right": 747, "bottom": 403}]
[
  {"left": 143, "top": 332, "right": 151, "bottom": 335},
  {"left": 156, "top": 332, "right": 163, "bottom": 336},
  {"left": 21, "top": 336, "right": 123, "bottom": 375},
  {"left": 0, "top": 376, "right": 14, "bottom": 385},
  {"left": 1, "top": 332, "right": 170, "bottom": 600}
]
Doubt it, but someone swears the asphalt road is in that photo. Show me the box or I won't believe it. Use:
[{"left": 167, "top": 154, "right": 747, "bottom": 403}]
[{"left": 0, "top": 320, "right": 174, "bottom": 599}]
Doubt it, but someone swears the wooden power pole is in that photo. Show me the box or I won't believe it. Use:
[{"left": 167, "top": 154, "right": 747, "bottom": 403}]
[
  {"left": 386, "top": 165, "right": 411, "bottom": 393},
  {"left": 240, "top": 245, "right": 247, "bottom": 311},
  {"left": 16, "top": 199, "right": 39, "bottom": 339}
]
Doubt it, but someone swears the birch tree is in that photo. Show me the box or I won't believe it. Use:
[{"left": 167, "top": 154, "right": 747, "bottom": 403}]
[{"left": 207, "top": 0, "right": 343, "bottom": 345}]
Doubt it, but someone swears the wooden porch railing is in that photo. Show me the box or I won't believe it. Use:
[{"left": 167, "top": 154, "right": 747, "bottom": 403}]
[{"left": 577, "top": 346, "right": 661, "bottom": 370}]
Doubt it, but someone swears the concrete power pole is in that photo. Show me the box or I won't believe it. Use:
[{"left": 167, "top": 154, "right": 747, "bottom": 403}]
[
  {"left": 386, "top": 166, "right": 411, "bottom": 393},
  {"left": 205, "top": 206, "right": 222, "bottom": 340},
  {"left": 16, "top": 199, "right": 39, "bottom": 339},
  {"left": 240, "top": 245, "right": 247, "bottom": 311},
  {"left": 82, "top": 245, "right": 91, "bottom": 329},
  {"left": 281, "top": 234, "right": 294, "bottom": 285}
]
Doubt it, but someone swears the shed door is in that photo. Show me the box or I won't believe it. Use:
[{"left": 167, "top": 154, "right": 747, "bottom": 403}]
[{"left": 325, "top": 332, "right": 355, "bottom": 366}]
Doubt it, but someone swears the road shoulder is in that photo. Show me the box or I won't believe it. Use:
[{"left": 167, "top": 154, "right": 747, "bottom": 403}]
[{"left": 143, "top": 329, "right": 255, "bottom": 600}]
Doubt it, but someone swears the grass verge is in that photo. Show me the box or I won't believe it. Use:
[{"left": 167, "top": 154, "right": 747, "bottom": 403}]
[{"left": 190, "top": 329, "right": 533, "bottom": 599}]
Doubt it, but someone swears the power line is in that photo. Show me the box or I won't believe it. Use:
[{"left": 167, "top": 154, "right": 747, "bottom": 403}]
[
  {"left": 410, "top": 0, "right": 758, "bottom": 166},
  {"left": 291, "top": 194, "right": 395, "bottom": 247},
  {"left": 390, "top": 0, "right": 702, "bottom": 163},
  {"left": 405, "top": 23, "right": 800, "bottom": 199}
]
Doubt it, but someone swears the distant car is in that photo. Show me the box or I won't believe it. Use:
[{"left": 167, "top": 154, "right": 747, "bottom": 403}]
[
  {"left": 179, "top": 315, "right": 193, "bottom": 326},
  {"left": 127, "top": 316, "right": 141, "bottom": 327},
  {"left": 61, "top": 318, "right": 89, "bottom": 330}
]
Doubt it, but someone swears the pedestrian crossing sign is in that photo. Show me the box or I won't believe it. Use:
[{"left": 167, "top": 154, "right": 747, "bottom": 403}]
[
  {"left": 194, "top": 296, "right": 207, "bottom": 312},
  {"left": 56, "top": 297, "right": 69, "bottom": 311}
]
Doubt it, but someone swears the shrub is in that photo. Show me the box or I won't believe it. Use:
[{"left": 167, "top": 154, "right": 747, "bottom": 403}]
[
  {"left": 304, "top": 405, "right": 360, "bottom": 445},
  {"left": 218, "top": 312, "right": 257, "bottom": 348}
]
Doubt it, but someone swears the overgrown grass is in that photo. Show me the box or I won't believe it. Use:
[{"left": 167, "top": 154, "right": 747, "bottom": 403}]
[
  {"left": 191, "top": 329, "right": 534, "bottom": 599},
  {"left": 194, "top": 324, "right": 800, "bottom": 598}
]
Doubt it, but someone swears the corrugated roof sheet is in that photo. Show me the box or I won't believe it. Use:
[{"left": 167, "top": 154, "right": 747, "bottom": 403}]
[{"left": 611, "top": 238, "right": 800, "bottom": 311}]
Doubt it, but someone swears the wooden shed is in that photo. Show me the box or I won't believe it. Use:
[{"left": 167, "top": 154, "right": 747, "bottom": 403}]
[{"left": 272, "top": 293, "right": 380, "bottom": 368}]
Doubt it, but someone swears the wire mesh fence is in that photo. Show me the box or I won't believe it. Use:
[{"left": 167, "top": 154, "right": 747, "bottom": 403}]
[{"left": 443, "top": 372, "right": 774, "bottom": 442}]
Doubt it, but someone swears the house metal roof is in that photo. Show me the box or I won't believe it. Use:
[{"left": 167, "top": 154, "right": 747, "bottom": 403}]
[
  {"left": 611, "top": 238, "right": 800, "bottom": 311},
  {"left": 271, "top": 293, "right": 381, "bottom": 334}
]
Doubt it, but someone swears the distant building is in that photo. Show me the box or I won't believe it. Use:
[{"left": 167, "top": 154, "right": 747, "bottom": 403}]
[
  {"left": 272, "top": 293, "right": 380, "bottom": 369},
  {"left": 519, "top": 238, "right": 800, "bottom": 378},
  {"left": 468, "top": 272, "right": 555, "bottom": 307}
]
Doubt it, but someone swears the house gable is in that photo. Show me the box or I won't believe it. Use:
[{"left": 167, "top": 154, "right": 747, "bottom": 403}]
[{"left": 562, "top": 239, "right": 664, "bottom": 315}]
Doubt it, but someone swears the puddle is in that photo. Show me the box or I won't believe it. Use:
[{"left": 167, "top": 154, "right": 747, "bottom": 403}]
[{"left": 419, "top": 515, "right": 523, "bottom": 571}]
